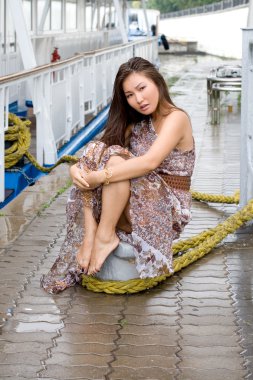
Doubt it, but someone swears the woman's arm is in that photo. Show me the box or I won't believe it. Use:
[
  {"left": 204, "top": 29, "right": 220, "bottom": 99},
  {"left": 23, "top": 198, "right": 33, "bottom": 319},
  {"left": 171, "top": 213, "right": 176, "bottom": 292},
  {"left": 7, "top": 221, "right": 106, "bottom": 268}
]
[
  {"left": 84, "top": 111, "right": 192, "bottom": 187},
  {"left": 70, "top": 123, "right": 134, "bottom": 189}
]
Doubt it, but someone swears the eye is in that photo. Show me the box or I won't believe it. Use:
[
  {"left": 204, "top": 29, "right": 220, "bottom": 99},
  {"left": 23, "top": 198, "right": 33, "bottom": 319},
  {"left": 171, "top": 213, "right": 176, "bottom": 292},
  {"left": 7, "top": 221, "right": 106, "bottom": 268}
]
[
  {"left": 139, "top": 86, "right": 146, "bottom": 91},
  {"left": 126, "top": 94, "right": 132, "bottom": 99}
]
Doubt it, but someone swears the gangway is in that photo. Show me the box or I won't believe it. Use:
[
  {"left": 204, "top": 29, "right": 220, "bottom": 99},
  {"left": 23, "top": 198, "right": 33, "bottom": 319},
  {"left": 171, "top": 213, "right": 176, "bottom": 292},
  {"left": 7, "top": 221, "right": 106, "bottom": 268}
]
[{"left": 0, "top": 0, "right": 158, "bottom": 207}]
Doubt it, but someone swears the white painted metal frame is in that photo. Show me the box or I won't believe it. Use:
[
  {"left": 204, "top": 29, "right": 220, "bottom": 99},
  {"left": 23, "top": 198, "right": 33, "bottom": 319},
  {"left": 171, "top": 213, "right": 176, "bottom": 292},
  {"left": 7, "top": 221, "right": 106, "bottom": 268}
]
[
  {"left": 8, "top": 0, "right": 37, "bottom": 69},
  {"left": 0, "top": 37, "right": 158, "bottom": 202},
  {"left": 113, "top": 0, "right": 128, "bottom": 44},
  {"left": 240, "top": 28, "right": 253, "bottom": 206}
]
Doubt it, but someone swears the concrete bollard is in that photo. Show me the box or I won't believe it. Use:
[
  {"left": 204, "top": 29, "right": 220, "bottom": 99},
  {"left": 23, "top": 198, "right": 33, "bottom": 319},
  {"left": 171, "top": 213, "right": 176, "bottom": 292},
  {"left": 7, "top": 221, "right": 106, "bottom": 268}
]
[{"left": 95, "top": 242, "right": 139, "bottom": 281}]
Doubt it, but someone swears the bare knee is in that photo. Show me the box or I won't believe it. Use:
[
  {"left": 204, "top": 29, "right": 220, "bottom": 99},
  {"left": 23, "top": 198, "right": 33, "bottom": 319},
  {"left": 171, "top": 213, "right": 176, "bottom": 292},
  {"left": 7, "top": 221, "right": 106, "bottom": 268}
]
[{"left": 106, "top": 155, "right": 126, "bottom": 168}]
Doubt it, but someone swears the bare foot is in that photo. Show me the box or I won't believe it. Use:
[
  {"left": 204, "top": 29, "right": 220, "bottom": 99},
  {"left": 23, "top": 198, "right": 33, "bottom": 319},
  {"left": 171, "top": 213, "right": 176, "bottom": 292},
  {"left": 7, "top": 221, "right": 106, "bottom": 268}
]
[
  {"left": 76, "top": 239, "right": 94, "bottom": 273},
  {"left": 87, "top": 232, "right": 120, "bottom": 275}
]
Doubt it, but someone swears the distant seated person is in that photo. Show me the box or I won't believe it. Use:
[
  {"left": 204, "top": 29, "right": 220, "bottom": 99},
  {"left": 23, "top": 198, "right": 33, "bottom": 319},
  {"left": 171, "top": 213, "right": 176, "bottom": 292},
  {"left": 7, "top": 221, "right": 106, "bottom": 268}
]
[
  {"left": 129, "top": 26, "right": 146, "bottom": 37},
  {"left": 159, "top": 34, "right": 170, "bottom": 51},
  {"left": 151, "top": 24, "right": 157, "bottom": 36},
  {"left": 105, "top": 22, "right": 115, "bottom": 29}
]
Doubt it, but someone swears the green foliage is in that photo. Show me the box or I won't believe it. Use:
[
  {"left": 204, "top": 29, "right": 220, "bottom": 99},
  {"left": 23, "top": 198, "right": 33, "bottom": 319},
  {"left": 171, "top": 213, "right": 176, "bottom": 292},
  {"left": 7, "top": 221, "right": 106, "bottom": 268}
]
[
  {"left": 147, "top": 0, "right": 220, "bottom": 13},
  {"left": 131, "top": 1, "right": 141, "bottom": 8}
]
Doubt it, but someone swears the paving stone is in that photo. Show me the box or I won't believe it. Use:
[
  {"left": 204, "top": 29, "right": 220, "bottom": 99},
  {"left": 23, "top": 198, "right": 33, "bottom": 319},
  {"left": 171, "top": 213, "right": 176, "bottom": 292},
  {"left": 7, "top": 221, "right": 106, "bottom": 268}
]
[
  {"left": 117, "top": 334, "right": 178, "bottom": 346},
  {"left": 127, "top": 297, "right": 179, "bottom": 307},
  {"left": 180, "top": 314, "right": 235, "bottom": 325},
  {"left": 0, "top": 332, "right": 56, "bottom": 343},
  {"left": 178, "top": 345, "right": 243, "bottom": 357},
  {"left": 112, "top": 355, "right": 177, "bottom": 369},
  {"left": 179, "top": 356, "right": 244, "bottom": 370},
  {"left": 0, "top": 364, "right": 40, "bottom": 378},
  {"left": 0, "top": 351, "right": 42, "bottom": 365},
  {"left": 56, "top": 332, "right": 118, "bottom": 344},
  {"left": 0, "top": 377, "right": 30, "bottom": 380},
  {"left": 17, "top": 304, "right": 69, "bottom": 314},
  {"left": 40, "top": 365, "right": 108, "bottom": 379},
  {"left": 63, "top": 323, "right": 119, "bottom": 334},
  {"left": 52, "top": 341, "right": 115, "bottom": 355},
  {"left": 0, "top": 341, "right": 49, "bottom": 353},
  {"left": 180, "top": 331, "right": 240, "bottom": 347},
  {"left": 120, "top": 325, "right": 178, "bottom": 336},
  {"left": 109, "top": 367, "right": 178, "bottom": 379},
  {"left": 45, "top": 352, "right": 112, "bottom": 366},
  {"left": 179, "top": 283, "right": 229, "bottom": 292},
  {"left": 68, "top": 313, "right": 121, "bottom": 324},
  {"left": 70, "top": 304, "right": 123, "bottom": 315},
  {"left": 16, "top": 295, "right": 69, "bottom": 305},
  {"left": 116, "top": 344, "right": 177, "bottom": 356},
  {"left": 0, "top": 273, "right": 26, "bottom": 281},
  {"left": 179, "top": 276, "right": 227, "bottom": 285},
  {"left": 181, "top": 324, "right": 237, "bottom": 336},
  {"left": 180, "top": 268, "right": 225, "bottom": 278},
  {"left": 125, "top": 305, "right": 179, "bottom": 314},
  {"left": 181, "top": 305, "right": 235, "bottom": 316},
  {"left": 122, "top": 314, "right": 178, "bottom": 326},
  {"left": 0, "top": 294, "right": 19, "bottom": 304},
  {"left": 182, "top": 264, "right": 226, "bottom": 271},
  {"left": 3, "top": 319, "right": 64, "bottom": 333},
  {"left": 180, "top": 290, "right": 231, "bottom": 300},
  {"left": 181, "top": 298, "right": 233, "bottom": 308},
  {"left": 143, "top": 289, "right": 179, "bottom": 298},
  {"left": 18, "top": 288, "right": 71, "bottom": 298},
  {"left": 177, "top": 368, "right": 247, "bottom": 380}
]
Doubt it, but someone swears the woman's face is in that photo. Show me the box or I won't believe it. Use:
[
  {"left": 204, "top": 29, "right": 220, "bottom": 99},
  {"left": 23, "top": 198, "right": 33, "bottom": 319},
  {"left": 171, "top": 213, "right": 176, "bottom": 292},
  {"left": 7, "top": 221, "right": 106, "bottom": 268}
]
[{"left": 122, "top": 72, "right": 159, "bottom": 115}]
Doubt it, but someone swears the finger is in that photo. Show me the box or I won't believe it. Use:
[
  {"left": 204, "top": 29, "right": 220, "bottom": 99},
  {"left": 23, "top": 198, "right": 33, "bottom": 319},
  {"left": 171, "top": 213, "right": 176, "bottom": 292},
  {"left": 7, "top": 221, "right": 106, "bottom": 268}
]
[
  {"left": 75, "top": 174, "right": 90, "bottom": 187},
  {"left": 81, "top": 179, "right": 90, "bottom": 187},
  {"left": 79, "top": 174, "right": 90, "bottom": 188},
  {"left": 73, "top": 179, "right": 89, "bottom": 190}
]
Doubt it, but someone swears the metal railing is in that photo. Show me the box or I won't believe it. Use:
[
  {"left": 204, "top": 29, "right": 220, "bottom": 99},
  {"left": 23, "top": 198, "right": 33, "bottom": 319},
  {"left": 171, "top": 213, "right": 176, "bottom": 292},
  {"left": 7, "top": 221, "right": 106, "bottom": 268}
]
[
  {"left": 240, "top": 28, "right": 253, "bottom": 206},
  {"left": 0, "top": 37, "right": 158, "bottom": 203},
  {"left": 161, "top": 0, "right": 249, "bottom": 19}
]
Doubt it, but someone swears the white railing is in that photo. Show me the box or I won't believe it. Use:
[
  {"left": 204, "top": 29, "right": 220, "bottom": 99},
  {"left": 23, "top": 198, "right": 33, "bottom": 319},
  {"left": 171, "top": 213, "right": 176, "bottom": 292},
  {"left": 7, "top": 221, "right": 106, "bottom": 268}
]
[
  {"left": 240, "top": 28, "right": 253, "bottom": 206},
  {"left": 0, "top": 37, "right": 158, "bottom": 202}
]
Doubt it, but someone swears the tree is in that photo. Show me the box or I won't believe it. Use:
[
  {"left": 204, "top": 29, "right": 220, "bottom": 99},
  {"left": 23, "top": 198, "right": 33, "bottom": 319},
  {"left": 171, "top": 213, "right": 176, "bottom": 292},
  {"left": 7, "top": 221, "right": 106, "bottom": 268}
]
[{"left": 146, "top": 0, "right": 220, "bottom": 13}]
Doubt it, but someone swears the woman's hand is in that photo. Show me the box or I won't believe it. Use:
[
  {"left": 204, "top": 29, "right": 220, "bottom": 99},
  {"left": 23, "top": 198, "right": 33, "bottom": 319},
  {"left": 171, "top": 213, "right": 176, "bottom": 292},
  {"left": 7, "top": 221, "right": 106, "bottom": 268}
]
[
  {"left": 69, "top": 164, "right": 104, "bottom": 190},
  {"left": 69, "top": 164, "right": 91, "bottom": 190},
  {"left": 84, "top": 170, "right": 104, "bottom": 189}
]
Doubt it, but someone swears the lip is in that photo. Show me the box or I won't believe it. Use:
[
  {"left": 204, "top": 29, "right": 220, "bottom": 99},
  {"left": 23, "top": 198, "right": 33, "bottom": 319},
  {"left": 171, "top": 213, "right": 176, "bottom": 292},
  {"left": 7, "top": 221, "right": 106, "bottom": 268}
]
[{"left": 140, "top": 104, "right": 149, "bottom": 111}]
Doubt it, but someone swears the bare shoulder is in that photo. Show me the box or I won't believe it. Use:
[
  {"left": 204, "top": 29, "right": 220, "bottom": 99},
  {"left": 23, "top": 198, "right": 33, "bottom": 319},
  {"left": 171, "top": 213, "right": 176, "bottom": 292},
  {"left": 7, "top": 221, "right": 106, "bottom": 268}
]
[{"left": 165, "top": 109, "right": 191, "bottom": 126}]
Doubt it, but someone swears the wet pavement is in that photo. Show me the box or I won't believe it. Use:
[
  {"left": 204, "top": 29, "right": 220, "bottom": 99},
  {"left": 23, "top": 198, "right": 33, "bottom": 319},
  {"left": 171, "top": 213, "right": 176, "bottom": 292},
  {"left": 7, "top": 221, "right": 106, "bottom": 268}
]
[{"left": 0, "top": 55, "right": 253, "bottom": 379}]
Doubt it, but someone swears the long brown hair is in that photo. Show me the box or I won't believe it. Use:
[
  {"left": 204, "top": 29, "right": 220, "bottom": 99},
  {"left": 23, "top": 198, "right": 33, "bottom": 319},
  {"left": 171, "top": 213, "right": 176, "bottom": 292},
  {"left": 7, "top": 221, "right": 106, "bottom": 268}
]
[{"left": 101, "top": 57, "right": 177, "bottom": 146}]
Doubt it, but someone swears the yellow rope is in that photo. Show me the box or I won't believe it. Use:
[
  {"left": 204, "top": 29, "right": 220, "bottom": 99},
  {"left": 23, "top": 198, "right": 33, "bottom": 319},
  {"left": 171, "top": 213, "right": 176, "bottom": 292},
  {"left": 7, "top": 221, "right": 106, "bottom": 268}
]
[
  {"left": 5, "top": 113, "right": 78, "bottom": 170},
  {"left": 190, "top": 190, "right": 240, "bottom": 204},
  {"left": 82, "top": 198, "right": 253, "bottom": 294}
]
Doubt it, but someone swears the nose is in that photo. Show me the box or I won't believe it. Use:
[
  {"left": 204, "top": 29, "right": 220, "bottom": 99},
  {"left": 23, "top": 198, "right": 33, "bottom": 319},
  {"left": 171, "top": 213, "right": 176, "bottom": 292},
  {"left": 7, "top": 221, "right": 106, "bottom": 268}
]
[{"left": 135, "top": 93, "right": 143, "bottom": 104}]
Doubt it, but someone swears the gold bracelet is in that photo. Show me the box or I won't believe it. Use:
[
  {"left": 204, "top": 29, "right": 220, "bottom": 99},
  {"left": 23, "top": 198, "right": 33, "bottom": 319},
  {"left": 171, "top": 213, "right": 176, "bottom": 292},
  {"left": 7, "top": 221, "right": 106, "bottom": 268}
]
[{"left": 104, "top": 167, "right": 113, "bottom": 185}]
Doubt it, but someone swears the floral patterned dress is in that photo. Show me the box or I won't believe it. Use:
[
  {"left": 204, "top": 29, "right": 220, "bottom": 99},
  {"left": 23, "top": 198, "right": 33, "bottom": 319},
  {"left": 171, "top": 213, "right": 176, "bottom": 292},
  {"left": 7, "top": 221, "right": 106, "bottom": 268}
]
[{"left": 41, "top": 118, "right": 195, "bottom": 293}]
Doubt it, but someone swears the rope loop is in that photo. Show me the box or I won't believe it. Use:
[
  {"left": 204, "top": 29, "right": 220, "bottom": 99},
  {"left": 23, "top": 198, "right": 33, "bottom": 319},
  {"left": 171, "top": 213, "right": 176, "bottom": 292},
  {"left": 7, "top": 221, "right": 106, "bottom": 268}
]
[{"left": 4, "top": 113, "right": 78, "bottom": 170}]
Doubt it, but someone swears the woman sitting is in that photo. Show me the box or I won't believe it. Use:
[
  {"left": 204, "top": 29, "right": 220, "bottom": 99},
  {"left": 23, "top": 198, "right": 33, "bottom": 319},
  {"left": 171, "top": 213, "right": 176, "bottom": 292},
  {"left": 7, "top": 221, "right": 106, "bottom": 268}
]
[{"left": 41, "top": 57, "right": 195, "bottom": 293}]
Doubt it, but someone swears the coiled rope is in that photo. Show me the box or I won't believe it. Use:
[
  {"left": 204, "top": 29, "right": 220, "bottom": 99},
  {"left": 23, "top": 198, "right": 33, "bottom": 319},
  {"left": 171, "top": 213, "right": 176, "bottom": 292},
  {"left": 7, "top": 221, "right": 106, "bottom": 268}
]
[
  {"left": 5, "top": 113, "right": 78, "bottom": 171},
  {"left": 5, "top": 113, "right": 251, "bottom": 294}
]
